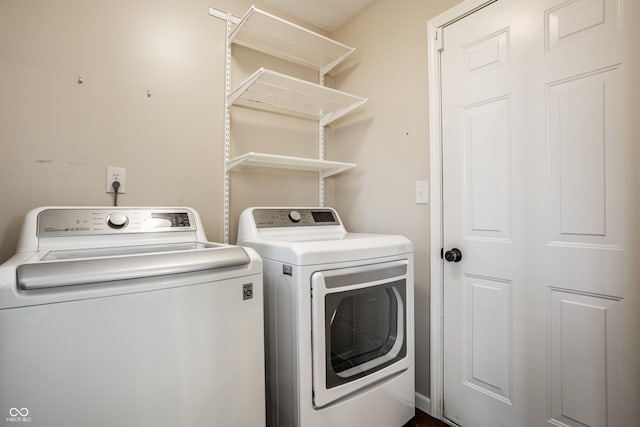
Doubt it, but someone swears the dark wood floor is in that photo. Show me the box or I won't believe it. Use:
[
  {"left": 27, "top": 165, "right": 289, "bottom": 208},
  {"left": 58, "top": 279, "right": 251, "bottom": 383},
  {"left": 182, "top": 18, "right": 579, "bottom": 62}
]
[{"left": 403, "top": 408, "right": 449, "bottom": 427}]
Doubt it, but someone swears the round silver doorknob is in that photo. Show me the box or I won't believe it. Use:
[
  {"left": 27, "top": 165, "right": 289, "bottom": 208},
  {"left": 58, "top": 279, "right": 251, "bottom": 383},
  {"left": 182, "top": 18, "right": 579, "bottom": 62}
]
[{"left": 444, "top": 248, "right": 463, "bottom": 262}]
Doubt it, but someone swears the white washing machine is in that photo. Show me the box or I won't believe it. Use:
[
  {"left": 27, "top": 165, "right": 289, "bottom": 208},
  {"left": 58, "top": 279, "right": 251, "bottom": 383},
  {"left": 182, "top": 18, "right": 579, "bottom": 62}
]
[
  {"left": 0, "top": 206, "right": 265, "bottom": 427},
  {"left": 237, "top": 207, "right": 415, "bottom": 427}
]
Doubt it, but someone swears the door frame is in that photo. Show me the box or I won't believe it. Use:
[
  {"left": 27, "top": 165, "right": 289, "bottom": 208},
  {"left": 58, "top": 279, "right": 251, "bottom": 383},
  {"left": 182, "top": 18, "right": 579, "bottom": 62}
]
[{"left": 426, "top": 0, "right": 498, "bottom": 420}]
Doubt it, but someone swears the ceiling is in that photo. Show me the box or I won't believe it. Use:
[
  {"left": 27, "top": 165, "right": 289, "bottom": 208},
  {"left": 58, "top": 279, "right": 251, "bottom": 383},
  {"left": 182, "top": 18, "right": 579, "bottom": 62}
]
[{"left": 262, "top": 0, "right": 376, "bottom": 32}]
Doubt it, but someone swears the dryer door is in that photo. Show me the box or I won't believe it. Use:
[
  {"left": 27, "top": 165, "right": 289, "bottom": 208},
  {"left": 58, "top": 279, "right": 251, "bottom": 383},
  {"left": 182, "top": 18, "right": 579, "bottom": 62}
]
[{"left": 311, "top": 259, "right": 409, "bottom": 408}]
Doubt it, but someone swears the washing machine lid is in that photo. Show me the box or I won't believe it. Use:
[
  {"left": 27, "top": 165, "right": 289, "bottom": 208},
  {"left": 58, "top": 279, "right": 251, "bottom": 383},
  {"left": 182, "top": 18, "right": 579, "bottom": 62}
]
[
  {"left": 241, "top": 232, "right": 413, "bottom": 265},
  {"left": 15, "top": 243, "right": 250, "bottom": 290}
]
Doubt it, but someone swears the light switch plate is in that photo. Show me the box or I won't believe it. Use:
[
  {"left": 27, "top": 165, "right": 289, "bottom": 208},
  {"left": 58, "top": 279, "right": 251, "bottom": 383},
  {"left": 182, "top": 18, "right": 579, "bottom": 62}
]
[{"left": 416, "top": 180, "right": 429, "bottom": 204}]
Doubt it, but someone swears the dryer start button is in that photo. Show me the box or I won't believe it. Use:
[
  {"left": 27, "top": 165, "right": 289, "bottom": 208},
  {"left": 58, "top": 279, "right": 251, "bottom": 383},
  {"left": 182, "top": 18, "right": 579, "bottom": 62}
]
[{"left": 288, "top": 210, "right": 302, "bottom": 223}]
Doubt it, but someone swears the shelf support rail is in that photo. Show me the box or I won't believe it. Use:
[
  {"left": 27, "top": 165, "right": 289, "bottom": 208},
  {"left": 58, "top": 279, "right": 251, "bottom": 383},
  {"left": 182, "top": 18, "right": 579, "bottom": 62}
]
[
  {"left": 318, "top": 70, "right": 325, "bottom": 207},
  {"left": 223, "top": 12, "right": 233, "bottom": 244},
  {"left": 208, "top": 7, "right": 241, "bottom": 25}
]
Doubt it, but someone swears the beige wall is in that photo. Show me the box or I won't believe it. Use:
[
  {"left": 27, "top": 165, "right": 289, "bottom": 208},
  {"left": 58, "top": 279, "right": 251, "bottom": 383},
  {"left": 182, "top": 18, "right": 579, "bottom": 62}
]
[
  {"left": 0, "top": 0, "right": 461, "bottom": 403},
  {"left": 329, "top": 0, "right": 462, "bottom": 399},
  {"left": 0, "top": 0, "right": 333, "bottom": 260},
  {"left": 1, "top": 0, "right": 228, "bottom": 260}
]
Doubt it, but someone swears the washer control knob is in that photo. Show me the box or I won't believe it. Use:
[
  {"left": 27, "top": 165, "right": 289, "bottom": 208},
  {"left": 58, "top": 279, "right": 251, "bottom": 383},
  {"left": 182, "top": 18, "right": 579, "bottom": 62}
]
[
  {"left": 107, "top": 213, "right": 129, "bottom": 229},
  {"left": 288, "top": 210, "right": 302, "bottom": 223}
]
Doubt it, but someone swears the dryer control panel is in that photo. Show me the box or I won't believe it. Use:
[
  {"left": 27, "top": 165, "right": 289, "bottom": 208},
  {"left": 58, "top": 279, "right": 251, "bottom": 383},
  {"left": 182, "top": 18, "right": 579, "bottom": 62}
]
[{"left": 252, "top": 208, "right": 340, "bottom": 228}]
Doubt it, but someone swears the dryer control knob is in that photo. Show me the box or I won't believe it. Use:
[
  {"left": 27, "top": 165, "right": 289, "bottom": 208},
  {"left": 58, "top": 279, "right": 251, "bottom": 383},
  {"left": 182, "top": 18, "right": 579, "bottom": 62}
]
[
  {"left": 288, "top": 210, "right": 302, "bottom": 223},
  {"left": 107, "top": 213, "right": 129, "bottom": 229}
]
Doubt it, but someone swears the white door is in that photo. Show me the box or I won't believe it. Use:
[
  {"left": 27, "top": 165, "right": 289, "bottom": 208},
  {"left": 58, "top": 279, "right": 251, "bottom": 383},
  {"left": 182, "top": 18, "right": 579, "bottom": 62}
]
[{"left": 440, "top": 0, "right": 639, "bottom": 425}]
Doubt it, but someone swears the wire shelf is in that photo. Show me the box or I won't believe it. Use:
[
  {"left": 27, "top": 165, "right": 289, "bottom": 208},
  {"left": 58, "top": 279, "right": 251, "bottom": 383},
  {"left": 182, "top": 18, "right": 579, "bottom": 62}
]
[
  {"left": 228, "top": 68, "right": 367, "bottom": 125},
  {"left": 227, "top": 152, "right": 355, "bottom": 178},
  {"left": 229, "top": 6, "right": 355, "bottom": 75}
]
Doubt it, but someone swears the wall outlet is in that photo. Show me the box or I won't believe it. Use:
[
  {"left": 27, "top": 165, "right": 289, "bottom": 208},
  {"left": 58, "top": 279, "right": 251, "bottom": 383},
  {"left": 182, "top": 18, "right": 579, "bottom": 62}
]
[
  {"left": 106, "top": 166, "right": 126, "bottom": 194},
  {"left": 416, "top": 180, "right": 428, "bottom": 204}
]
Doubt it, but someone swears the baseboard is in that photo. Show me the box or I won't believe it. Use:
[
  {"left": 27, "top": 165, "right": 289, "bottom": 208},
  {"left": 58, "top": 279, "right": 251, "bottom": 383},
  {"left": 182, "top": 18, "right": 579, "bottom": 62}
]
[{"left": 414, "top": 392, "right": 431, "bottom": 415}]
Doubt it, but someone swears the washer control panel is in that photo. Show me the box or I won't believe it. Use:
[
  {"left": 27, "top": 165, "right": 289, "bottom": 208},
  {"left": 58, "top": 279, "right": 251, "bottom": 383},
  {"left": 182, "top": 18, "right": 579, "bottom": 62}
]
[
  {"left": 37, "top": 209, "right": 195, "bottom": 236},
  {"left": 253, "top": 208, "right": 340, "bottom": 228}
]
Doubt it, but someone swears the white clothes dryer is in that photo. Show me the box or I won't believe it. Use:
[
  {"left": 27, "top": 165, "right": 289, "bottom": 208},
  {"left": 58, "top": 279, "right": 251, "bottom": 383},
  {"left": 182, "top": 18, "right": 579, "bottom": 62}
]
[
  {"left": 0, "top": 206, "right": 265, "bottom": 427},
  {"left": 237, "top": 207, "right": 415, "bottom": 427}
]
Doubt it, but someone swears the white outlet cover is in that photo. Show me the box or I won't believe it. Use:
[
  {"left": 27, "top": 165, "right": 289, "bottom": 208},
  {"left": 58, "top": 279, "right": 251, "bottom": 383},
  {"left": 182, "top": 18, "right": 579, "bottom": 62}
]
[{"left": 106, "top": 166, "right": 126, "bottom": 193}]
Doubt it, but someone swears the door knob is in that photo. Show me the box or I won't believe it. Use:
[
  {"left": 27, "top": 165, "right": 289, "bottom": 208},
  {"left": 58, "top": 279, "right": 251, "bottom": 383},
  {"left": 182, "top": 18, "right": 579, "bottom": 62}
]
[{"left": 444, "top": 248, "right": 463, "bottom": 263}]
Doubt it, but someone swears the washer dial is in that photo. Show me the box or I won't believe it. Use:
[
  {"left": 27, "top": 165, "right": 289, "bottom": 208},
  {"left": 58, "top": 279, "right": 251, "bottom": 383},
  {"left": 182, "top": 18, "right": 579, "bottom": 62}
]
[{"left": 107, "top": 213, "right": 129, "bottom": 229}]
